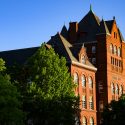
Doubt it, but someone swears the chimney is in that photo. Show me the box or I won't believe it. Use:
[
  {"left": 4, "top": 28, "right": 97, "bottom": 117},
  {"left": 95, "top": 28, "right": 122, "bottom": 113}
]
[{"left": 69, "top": 22, "right": 78, "bottom": 44}]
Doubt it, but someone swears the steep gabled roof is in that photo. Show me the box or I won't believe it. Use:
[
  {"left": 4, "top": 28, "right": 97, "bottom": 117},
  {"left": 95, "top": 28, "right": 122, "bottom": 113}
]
[
  {"left": 118, "top": 28, "right": 125, "bottom": 42},
  {"left": 48, "top": 33, "right": 77, "bottom": 62},
  {"left": 97, "top": 19, "right": 110, "bottom": 35},
  {"left": 79, "top": 10, "right": 100, "bottom": 31},
  {"left": 105, "top": 20, "right": 114, "bottom": 33},
  {"left": 47, "top": 34, "right": 96, "bottom": 69},
  {"left": 60, "top": 25, "right": 68, "bottom": 39},
  {"left": 78, "top": 10, "right": 100, "bottom": 42}
]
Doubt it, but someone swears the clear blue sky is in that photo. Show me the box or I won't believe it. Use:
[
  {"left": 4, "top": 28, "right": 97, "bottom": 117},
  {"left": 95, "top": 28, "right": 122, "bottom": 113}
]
[{"left": 0, "top": 0, "right": 125, "bottom": 51}]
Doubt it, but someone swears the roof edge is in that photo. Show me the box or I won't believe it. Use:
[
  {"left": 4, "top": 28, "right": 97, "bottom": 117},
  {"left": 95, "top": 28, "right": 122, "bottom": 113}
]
[{"left": 71, "top": 61, "right": 97, "bottom": 71}]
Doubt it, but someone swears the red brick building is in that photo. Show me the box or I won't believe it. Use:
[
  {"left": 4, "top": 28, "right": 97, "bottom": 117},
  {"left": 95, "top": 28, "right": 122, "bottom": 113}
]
[
  {"left": 53, "top": 7, "right": 125, "bottom": 125},
  {"left": 0, "top": 7, "right": 125, "bottom": 125}
]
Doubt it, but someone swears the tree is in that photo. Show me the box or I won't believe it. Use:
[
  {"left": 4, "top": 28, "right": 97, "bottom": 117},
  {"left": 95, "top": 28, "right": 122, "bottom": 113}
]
[
  {"left": 23, "top": 44, "right": 79, "bottom": 125},
  {"left": 101, "top": 95, "right": 125, "bottom": 125},
  {"left": 0, "top": 58, "right": 25, "bottom": 125}
]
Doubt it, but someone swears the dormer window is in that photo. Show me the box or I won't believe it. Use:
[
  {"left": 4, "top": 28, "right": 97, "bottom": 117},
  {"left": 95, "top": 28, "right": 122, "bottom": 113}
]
[{"left": 81, "top": 56, "right": 85, "bottom": 64}]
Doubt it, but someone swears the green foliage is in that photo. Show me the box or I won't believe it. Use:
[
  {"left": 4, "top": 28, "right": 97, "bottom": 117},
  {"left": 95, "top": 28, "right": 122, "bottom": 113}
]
[
  {"left": 24, "top": 44, "right": 79, "bottom": 125},
  {"left": 0, "top": 58, "right": 25, "bottom": 125},
  {"left": 102, "top": 95, "right": 125, "bottom": 125},
  {"left": 0, "top": 58, "right": 6, "bottom": 72}
]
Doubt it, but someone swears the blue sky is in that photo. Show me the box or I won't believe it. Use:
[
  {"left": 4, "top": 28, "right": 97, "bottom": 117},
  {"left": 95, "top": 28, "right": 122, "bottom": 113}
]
[{"left": 0, "top": 0, "right": 125, "bottom": 51}]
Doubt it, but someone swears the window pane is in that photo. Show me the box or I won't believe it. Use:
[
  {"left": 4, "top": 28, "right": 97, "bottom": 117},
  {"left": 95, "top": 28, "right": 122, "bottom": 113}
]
[
  {"left": 82, "top": 75, "right": 86, "bottom": 87},
  {"left": 83, "top": 117, "right": 87, "bottom": 125},
  {"left": 114, "top": 46, "right": 117, "bottom": 55},
  {"left": 81, "top": 56, "right": 85, "bottom": 64},
  {"left": 88, "top": 77, "right": 93, "bottom": 88},
  {"left": 92, "top": 46, "right": 96, "bottom": 53},
  {"left": 119, "top": 85, "right": 123, "bottom": 95},
  {"left": 82, "top": 96, "right": 86, "bottom": 109},
  {"left": 118, "top": 47, "right": 121, "bottom": 57},
  {"left": 111, "top": 83, "right": 115, "bottom": 94},
  {"left": 115, "top": 84, "right": 119, "bottom": 94},
  {"left": 90, "top": 117, "right": 94, "bottom": 125},
  {"left": 92, "top": 58, "right": 96, "bottom": 64},
  {"left": 89, "top": 96, "right": 93, "bottom": 110},
  {"left": 110, "top": 44, "right": 113, "bottom": 54},
  {"left": 74, "top": 73, "right": 78, "bottom": 84}
]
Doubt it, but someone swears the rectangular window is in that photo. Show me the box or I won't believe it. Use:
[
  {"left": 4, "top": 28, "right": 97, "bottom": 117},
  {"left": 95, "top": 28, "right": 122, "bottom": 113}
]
[
  {"left": 82, "top": 96, "right": 86, "bottom": 109},
  {"left": 92, "top": 58, "right": 96, "bottom": 64},
  {"left": 92, "top": 46, "right": 96, "bottom": 53},
  {"left": 89, "top": 96, "right": 93, "bottom": 110}
]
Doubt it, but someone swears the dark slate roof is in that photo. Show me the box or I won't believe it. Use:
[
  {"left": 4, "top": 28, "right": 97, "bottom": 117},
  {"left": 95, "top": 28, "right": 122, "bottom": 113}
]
[
  {"left": 47, "top": 33, "right": 95, "bottom": 68},
  {"left": 105, "top": 20, "right": 114, "bottom": 33},
  {"left": 0, "top": 47, "right": 39, "bottom": 67},
  {"left": 60, "top": 25, "right": 68, "bottom": 39},
  {"left": 48, "top": 33, "right": 77, "bottom": 62},
  {"left": 78, "top": 10, "right": 100, "bottom": 42},
  {"left": 97, "top": 19, "right": 110, "bottom": 35},
  {"left": 118, "top": 28, "right": 125, "bottom": 41}
]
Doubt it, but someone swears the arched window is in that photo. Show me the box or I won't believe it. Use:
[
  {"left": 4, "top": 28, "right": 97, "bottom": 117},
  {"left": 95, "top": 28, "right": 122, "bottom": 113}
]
[
  {"left": 111, "top": 83, "right": 115, "bottom": 94},
  {"left": 115, "top": 84, "right": 119, "bottom": 94},
  {"left": 81, "top": 75, "right": 86, "bottom": 87},
  {"left": 74, "top": 73, "right": 79, "bottom": 84},
  {"left": 110, "top": 44, "right": 113, "bottom": 54},
  {"left": 118, "top": 47, "right": 121, "bottom": 57},
  {"left": 119, "top": 85, "right": 123, "bottom": 95},
  {"left": 114, "top": 45, "right": 117, "bottom": 55},
  {"left": 90, "top": 117, "right": 94, "bottom": 125},
  {"left": 89, "top": 96, "right": 93, "bottom": 110},
  {"left": 82, "top": 95, "right": 86, "bottom": 109},
  {"left": 88, "top": 76, "right": 93, "bottom": 89},
  {"left": 81, "top": 56, "right": 86, "bottom": 64},
  {"left": 82, "top": 116, "right": 87, "bottom": 125}
]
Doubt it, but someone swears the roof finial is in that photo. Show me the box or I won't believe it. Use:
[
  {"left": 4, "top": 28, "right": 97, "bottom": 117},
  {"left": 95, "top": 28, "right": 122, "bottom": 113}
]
[
  {"left": 113, "top": 16, "right": 115, "bottom": 20},
  {"left": 90, "top": 4, "right": 92, "bottom": 12}
]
